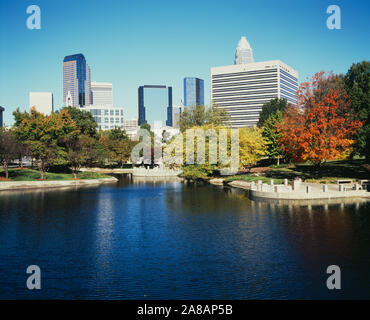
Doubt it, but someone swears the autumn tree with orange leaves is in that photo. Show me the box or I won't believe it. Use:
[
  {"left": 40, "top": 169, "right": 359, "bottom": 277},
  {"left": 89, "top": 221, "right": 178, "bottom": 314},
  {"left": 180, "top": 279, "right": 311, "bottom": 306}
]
[{"left": 278, "top": 72, "right": 362, "bottom": 166}]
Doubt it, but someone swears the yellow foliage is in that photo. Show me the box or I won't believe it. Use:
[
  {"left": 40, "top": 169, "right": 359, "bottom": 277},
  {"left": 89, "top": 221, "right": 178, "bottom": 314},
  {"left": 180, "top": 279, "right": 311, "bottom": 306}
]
[{"left": 238, "top": 127, "right": 267, "bottom": 167}]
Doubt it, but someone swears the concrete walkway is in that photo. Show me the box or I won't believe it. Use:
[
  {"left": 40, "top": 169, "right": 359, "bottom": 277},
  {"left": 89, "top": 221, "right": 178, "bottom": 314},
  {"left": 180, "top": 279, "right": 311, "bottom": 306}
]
[
  {"left": 220, "top": 178, "right": 369, "bottom": 200},
  {"left": 0, "top": 177, "right": 118, "bottom": 191},
  {"left": 249, "top": 180, "right": 368, "bottom": 200}
]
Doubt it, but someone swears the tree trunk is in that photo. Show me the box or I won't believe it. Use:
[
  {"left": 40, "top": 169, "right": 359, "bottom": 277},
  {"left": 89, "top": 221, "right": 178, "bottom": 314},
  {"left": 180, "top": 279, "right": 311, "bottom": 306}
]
[
  {"left": 73, "top": 171, "right": 77, "bottom": 179},
  {"left": 40, "top": 160, "right": 45, "bottom": 180},
  {"left": 277, "top": 156, "right": 280, "bottom": 166},
  {"left": 4, "top": 161, "right": 8, "bottom": 179},
  {"left": 19, "top": 156, "right": 23, "bottom": 168}
]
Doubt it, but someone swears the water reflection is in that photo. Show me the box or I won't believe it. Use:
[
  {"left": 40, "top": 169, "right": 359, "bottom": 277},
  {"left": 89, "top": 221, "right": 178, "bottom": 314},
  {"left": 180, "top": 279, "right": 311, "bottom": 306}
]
[{"left": 0, "top": 177, "right": 369, "bottom": 299}]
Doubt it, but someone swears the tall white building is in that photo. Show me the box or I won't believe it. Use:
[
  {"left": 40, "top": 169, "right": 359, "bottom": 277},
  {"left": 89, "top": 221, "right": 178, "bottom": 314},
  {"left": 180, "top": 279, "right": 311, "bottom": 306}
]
[
  {"left": 91, "top": 82, "right": 113, "bottom": 106},
  {"left": 211, "top": 60, "right": 298, "bottom": 127},
  {"left": 81, "top": 105, "right": 124, "bottom": 130},
  {"left": 234, "top": 36, "right": 254, "bottom": 65},
  {"left": 29, "top": 92, "right": 54, "bottom": 115}
]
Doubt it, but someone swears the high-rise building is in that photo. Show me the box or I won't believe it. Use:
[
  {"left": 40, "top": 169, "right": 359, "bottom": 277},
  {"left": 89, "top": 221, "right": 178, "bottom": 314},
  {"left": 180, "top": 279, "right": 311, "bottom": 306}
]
[
  {"left": 138, "top": 85, "right": 173, "bottom": 127},
  {"left": 211, "top": 60, "right": 298, "bottom": 127},
  {"left": 63, "top": 54, "right": 91, "bottom": 107},
  {"left": 0, "top": 106, "right": 4, "bottom": 127},
  {"left": 234, "top": 36, "right": 254, "bottom": 65},
  {"left": 29, "top": 92, "right": 54, "bottom": 115},
  {"left": 184, "top": 77, "right": 204, "bottom": 107},
  {"left": 172, "top": 104, "right": 184, "bottom": 129},
  {"left": 91, "top": 82, "right": 113, "bottom": 106},
  {"left": 81, "top": 105, "right": 124, "bottom": 130}
]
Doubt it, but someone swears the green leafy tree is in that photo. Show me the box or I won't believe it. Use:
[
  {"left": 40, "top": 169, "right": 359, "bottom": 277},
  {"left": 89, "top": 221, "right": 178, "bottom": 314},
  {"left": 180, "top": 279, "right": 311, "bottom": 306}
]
[
  {"left": 179, "top": 104, "right": 229, "bottom": 132},
  {"left": 64, "top": 134, "right": 97, "bottom": 178},
  {"left": 257, "top": 98, "right": 288, "bottom": 127},
  {"left": 17, "top": 108, "right": 79, "bottom": 179},
  {"left": 0, "top": 130, "right": 19, "bottom": 179},
  {"left": 59, "top": 106, "right": 98, "bottom": 138},
  {"left": 107, "top": 127, "right": 129, "bottom": 141},
  {"left": 99, "top": 129, "right": 134, "bottom": 167},
  {"left": 262, "top": 111, "right": 284, "bottom": 165},
  {"left": 12, "top": 108, "right": 30, "bottom": 127},
  {"left": 344, "top": 61, "right": 370, "bottom": 161}
]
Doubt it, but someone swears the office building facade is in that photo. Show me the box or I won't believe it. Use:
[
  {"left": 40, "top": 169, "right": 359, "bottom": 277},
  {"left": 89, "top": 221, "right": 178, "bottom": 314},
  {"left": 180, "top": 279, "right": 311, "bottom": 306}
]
[
  {"left": 29, "top": 92, "right": 54, "bottom": 115},
  {"left": 183, "top": 77, "right": 204, "bottom": 107},
  {"left": 138, "top": 85, "right": 173, "bottom": 127},
  {"left": 82, "top": 105, "right": 124, "bottom": 130},
  {"left": 211, "top": 60, "right": 298, "bottom": 127},
  {"left": 172, "top": 104, "right": 184, "bottom": 129},
  {"left": 91, "top": 82, "right": 113, "bottom": 106},
  {"left": 63, "top": 54, "right": 91, "bottom": 107},
  {"left": 0, "top": 106, "right": 4, "bottom": 127},
  {"left": 234, "top": 36, "right": 254, "bottom": 65}
]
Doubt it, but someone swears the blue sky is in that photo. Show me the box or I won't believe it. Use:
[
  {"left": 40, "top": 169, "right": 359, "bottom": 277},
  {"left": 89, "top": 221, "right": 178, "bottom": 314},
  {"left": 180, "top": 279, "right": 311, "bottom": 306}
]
[{"left": 0, "top": 0, "right": 369, "bottom": 125}]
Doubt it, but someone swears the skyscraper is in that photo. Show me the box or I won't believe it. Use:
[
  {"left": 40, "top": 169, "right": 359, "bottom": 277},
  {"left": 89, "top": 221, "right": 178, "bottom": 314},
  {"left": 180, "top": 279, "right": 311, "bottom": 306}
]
[
  {"left": 0, "top": 106, "right": 4, "bottom": 127},
  {"left": 138, "top": 85, "right": 173, "bottom": 127},
  {"left": 234, "top": 36, "right": 254, "bottom": 65},
  {"left": 29, "top": 92, "right": 54, "bottom": 115},
  {"left": 211, "top": 60, "right": 298, "bottom": 127},
  {"left": 63, "top": 54, "right": 91, "bottom": 107},
  {"left": 91, "top": 82, "right": 113, "bottom": 106},
  {"left": 183, "top": 77, "right": 204, "bottom": 107}
]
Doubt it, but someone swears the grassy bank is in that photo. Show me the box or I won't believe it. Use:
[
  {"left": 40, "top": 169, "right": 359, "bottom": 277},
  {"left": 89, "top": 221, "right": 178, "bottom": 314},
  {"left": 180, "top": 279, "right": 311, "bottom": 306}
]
[
  {"left": 263, "top": 159, "right": 369, "bottom": 183},
  {"left": 0, "top": 168, "right": 112, "bottom": 182},
  {"left": 182, "top": 159, "right": 369, "bottom": 184},
  {"left": 224, "top": 175, "right": 284, "bottom": 184}
]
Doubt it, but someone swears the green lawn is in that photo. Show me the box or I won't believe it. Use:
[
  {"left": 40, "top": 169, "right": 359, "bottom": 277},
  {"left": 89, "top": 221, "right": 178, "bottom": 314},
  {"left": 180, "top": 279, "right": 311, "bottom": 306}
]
[
  {"left": 264, "top": 159, "right": 369, "bottom": 183},
  {"left": 0, "top": 168, "right": 112, "bottom": 181},
  {"left": 224, "top": 175, "right": 284, "bottom": 184},
  {"left": 224, "top": 159, "right": 369, "bottom": 185}
]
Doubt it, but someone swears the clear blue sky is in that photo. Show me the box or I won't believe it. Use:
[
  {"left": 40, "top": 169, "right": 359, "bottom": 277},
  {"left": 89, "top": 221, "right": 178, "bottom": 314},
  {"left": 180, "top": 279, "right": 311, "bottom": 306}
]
[{"left": 0, "top": 0, "right": 369, "bottom": 125}]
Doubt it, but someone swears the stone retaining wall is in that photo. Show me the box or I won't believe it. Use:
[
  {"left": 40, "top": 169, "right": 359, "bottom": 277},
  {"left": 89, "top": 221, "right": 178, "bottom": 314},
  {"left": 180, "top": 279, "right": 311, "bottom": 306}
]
[{"left": 0, "top": 177, "right": 118, "bottom": 191}]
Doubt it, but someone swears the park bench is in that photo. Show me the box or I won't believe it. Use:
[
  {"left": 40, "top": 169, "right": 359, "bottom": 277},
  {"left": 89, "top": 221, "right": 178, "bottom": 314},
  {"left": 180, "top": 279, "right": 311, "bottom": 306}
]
[
  {"left": 336, "top": 179, "right": 353, "bottom": 184},
  {"left": 358, "top": 180, "right": 370, "bottom": 191}
]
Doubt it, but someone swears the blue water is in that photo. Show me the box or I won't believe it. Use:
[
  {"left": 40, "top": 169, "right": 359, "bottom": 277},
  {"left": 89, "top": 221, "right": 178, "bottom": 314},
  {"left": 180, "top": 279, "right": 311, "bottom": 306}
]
[{"left": 0, "top": 175, "right": 369, "bottom": 299}]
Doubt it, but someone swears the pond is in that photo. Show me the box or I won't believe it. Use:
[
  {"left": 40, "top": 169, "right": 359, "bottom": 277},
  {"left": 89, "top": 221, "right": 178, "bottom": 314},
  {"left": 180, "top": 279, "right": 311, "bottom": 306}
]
[{"left": 0, "top": 175, "right": 369, "bottom": 299}]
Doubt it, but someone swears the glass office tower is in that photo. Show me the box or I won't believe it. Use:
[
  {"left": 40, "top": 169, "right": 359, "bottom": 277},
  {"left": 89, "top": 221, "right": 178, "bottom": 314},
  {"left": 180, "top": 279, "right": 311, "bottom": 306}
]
[
  {"left": 0, "top": 106, "right": 4, "bottom": 127},
  {"left": 184, "top": 77, "right": 204, "bottom": 107},
  {"left": 63, "top": 54, "right": 91, "bottom": 107},
  {"left": 138, "top": 85, "right": 173, "bottom": 127}
]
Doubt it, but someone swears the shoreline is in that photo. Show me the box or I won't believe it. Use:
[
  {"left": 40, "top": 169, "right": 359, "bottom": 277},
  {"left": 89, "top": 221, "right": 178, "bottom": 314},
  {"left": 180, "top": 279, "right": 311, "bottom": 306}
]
[
  {"left": 209, "top": 178, "right": 370, "bottom": 200},
  {"left": 0, "top": 177, "right": 118, "bottom": 191}
]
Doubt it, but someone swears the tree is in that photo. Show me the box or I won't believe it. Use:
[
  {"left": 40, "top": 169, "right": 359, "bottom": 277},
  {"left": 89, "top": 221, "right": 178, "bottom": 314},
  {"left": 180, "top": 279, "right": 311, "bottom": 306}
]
[
  {"left": 239, "top": 127, "right": 267, "bottom": 168},
  {"left": 0, "top": 130, "right": 19, "bottom": 179},
  {"left": 14, "top": 140, "right": 29, "bottom": 168},
  {"left": 13, "top": 108, "right": 30, "bottom": 127},
  {"left": 262, "top": 111, "right": 284, "bottom": 165},
  {"left": 98, "top": 129, "right": 134, "bottom": 167},
  {"left": 257, "top": 98, "right": 288, "bottom": 127},
  {"left": 64, "top": 135, "right": 97, "bottom": 178},
  {"left": 278, "top": 72, "right": 362, "bottom": 165},
  {"left": 59, "top": 106, "right": 98, "bottom": 138},
  {"left": 17, "top": 108, "right": 79, "bottom": 179},
  {"left": 344, "top": 61, "right": 370, "bottom": 161},
  {"left": 107, "top": 127, "right": 129, "bottom": 141},
  {"left": 179, "top": 104, "right": 229, "bottom": 132}
]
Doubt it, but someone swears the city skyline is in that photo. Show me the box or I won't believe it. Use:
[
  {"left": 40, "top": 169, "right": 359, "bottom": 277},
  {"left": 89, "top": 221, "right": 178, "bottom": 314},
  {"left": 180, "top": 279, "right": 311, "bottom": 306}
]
[{"left": 1, "top": 0, "right": 370, "bottom": 126}]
